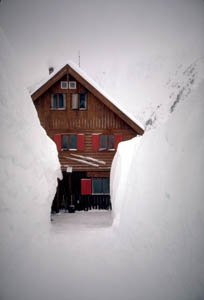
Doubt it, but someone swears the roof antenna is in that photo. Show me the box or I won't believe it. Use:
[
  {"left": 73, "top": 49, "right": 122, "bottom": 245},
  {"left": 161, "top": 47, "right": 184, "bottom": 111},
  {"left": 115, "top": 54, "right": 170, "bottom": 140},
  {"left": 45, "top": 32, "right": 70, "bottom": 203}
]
[{"left": 78, "top": 50, "right": 81, "bottom": 68}]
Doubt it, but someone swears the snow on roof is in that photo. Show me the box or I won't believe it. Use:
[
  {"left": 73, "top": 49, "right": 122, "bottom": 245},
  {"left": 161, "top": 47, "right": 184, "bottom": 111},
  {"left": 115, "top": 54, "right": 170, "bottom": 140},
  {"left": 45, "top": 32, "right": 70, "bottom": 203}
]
[{"left": 30, "top": 61, "right": 144, "bottom": 131}]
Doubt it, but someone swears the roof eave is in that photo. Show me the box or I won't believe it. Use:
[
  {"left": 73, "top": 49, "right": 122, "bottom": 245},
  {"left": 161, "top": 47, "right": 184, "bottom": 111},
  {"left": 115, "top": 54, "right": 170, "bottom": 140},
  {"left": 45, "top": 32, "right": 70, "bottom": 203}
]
[{"left": 31, "top": 63, "right": 144, "bottom": 135}]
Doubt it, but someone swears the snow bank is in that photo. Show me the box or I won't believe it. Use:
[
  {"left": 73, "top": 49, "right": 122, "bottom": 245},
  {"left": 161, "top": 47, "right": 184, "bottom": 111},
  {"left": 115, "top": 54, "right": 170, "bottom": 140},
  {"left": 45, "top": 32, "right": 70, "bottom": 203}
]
[
  {"left": 0, "top": 27, "right": 61, "bottom": 297},
  {"left": 111, "top": 80, "right": 204, "bottom": 299}
]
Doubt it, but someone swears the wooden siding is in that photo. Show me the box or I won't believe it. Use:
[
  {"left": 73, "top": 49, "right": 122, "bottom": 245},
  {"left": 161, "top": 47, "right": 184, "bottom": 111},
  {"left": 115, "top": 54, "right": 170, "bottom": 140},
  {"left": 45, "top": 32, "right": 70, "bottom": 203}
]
[
  {"left": 32, "top": 64, "right": 144, "bottom": 135},
  {"left": 33, "top": 69, "right": 137, "bottom": 172}
]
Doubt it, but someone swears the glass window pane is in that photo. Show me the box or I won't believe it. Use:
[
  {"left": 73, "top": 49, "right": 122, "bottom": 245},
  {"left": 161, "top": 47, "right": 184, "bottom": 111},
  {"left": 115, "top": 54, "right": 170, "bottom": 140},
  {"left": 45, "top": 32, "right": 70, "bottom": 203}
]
[
  {"left": 79, "top": 94, "right": 87, "bottom": 109},
  {"left": 72, "top": 94, "right": 78, "bottom": 109},
  {"left": 52, "top": 94, "right": 58, "bottom": 108},
  {"left": 62, "top": 135, "right": 68, "bottom": 149},
  {"left": 69, "top": 135, "right": 77, "bottom": 149},
  {"left": 103, "top": 178, "right": 110, "bottom": 194},
  {"left": 100, "top": 135, "right": 106, "bottom": 150},
  {"left": 59, "top": 94, "right": 65, "bottom": 108},
  {"left": 92, "top": 179, "right": 102, "bottom": 194},
  {"left": 108, "top": 135, "right": 115, "bottom": 149}
]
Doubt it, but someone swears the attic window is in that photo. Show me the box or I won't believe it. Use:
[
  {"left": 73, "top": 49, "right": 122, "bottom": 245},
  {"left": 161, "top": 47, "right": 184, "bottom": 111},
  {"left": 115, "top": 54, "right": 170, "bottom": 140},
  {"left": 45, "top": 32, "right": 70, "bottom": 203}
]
[
  {"left": 71, "top": 93, "right": 87, "bottom": 110},
  {"left": 51, "top": 94, "right": 66, "bottom": 110},
  {"left": 69, "top": 81, "right": 77, "bottom": 89},
  {"left": 61, "top": 81, "right": 68, "bottom": 89}
]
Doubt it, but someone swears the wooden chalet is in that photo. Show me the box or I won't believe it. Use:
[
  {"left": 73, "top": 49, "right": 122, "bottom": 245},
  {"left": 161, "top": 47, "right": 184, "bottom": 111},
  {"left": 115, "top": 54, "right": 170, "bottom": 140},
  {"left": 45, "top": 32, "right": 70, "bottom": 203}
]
[{"left": 31, "top": 62, "right": 144, "bottom": 212}]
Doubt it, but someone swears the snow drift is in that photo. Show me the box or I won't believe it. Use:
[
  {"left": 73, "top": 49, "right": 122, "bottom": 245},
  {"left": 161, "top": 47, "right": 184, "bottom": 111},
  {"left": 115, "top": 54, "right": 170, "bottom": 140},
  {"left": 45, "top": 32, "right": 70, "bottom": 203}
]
[
  {"left": 111, "top": 80, "right": 204, "bottom": 299},
  {"left": 0, "top": 27, "right": 61, "bottom": 298}
]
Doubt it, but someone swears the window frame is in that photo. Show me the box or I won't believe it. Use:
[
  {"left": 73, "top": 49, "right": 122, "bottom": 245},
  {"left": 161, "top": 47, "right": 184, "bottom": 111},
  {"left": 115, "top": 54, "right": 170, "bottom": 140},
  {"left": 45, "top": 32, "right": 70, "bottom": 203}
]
[
  {"left": 71, "top": 93, "right": 87, "bottom": 111},
  {"left": 69, "top": 81, "right": 77, "bottom": 89},
  {"left": 92, "top": 178, "right": 110, "bottom": 195},
  {"left": 107, "top": 135, "right": 115, "bottom": 151},
  {"left": 60, "top": 81, "right": 68, "bottom": 89},
  {"left": 99, "top": 135, "right": 107, "bottom": 151},
  {"left": 79, "top": 93, "right": 87, "bottom": 110},
  {"left": 60, "top": 134, "right": 84, "bottom": 151},
  {"left": 51, "top": 93, "right": 66, "bottom": 110}
]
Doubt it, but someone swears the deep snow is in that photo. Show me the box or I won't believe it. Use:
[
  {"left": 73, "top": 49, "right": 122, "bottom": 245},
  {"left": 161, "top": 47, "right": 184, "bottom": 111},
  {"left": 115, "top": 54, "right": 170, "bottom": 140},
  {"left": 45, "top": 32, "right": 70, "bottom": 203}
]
[
  {"left": 1, "top": 22, "right": 204, "bottom": 300},
  {"left": 0, "top": 28, "right": 61, "bottom": 299},
  {"left": 111, "top": 80, "right": 204, "bottom": 299}
]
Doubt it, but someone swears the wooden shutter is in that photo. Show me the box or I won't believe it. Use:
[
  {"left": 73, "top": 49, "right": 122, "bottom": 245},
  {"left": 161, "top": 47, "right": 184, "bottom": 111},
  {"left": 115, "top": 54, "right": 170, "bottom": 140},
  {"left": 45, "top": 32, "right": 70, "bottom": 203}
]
[
  {"left": 115, "top": 134, "right": 123, "bottom": 150},
  {"left": 77, "top": 134, "right": 84, "bottom": 151},
  {"left": 92, "top": 134, "right": 100, "bottom": 151},
  {"left": 81, "top": 179, "right": 92, "bottom": 195},
  {"left": 53, "top": 134, "right": 61, "bottom": 151}
]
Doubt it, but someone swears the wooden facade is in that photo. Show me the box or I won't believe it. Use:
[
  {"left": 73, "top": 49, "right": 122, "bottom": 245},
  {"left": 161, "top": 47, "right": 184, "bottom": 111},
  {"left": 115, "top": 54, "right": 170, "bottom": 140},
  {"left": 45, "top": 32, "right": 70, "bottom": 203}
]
[{"left": 31, "top": 63, "right": 144, "bottom": 212}]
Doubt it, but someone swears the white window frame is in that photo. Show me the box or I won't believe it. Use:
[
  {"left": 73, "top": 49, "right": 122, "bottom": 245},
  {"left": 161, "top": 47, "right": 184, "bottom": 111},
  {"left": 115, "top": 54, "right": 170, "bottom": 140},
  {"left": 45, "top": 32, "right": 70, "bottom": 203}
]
[
  {"left": 60, "top": 81, "right": 68, "bottom": 89},
  {"left": 69, "top": 81, "right": 77, "bottom": 89}
]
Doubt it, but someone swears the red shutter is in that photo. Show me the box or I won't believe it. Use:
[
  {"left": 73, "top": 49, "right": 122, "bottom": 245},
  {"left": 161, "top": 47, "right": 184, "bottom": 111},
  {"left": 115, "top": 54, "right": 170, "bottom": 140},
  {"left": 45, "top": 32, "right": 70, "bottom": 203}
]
[
  {"left": 115, "top": 134, "right": 123, "bottom": 150},
  {"left": 53, "top": 134, "right": 61, "bottom": 151},
  {"left": 92, "top": 134, "right": 100, "bottom": 151},
  {"left": 77, "top": 134, "right": 84, "bottom": 151},
  {"left": 81, "top": 179, "right": 92, "bottom": 195}
]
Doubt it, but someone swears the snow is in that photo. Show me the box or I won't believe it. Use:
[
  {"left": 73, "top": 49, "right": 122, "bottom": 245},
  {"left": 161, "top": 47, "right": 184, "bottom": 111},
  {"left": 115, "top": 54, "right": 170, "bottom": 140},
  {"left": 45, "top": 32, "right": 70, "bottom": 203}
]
[
  {"left": 1, "top": 18, "right": 204, "bottom": 300},
  {"left": 71, "top": 153, "right": 106, "bottom": 165},
  {"left": 29, "top": 61, "right": 145, "bottom": 131},
  {"left": 64, "top": 156, "right": 100, "bottom": 167},
  {"left": 111, "top": 80, "right": 204, "bottom": 299},
  {"left": 0, "top": 26, "right": 61, "bottom": 298}
]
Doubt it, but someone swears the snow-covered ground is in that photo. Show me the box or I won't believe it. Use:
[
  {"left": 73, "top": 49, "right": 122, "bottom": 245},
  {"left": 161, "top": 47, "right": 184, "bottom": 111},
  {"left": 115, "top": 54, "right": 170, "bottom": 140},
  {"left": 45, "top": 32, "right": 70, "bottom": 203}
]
[{"left": 1, "top": 15, "right": 204, "bottom": 300}]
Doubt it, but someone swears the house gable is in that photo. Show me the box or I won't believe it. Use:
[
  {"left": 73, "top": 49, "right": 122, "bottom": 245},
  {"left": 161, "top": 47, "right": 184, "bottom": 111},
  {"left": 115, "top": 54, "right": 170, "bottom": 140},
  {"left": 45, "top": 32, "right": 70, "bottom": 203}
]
[{"left": 31, "top": 63, "right": 144, "bottom": 135}]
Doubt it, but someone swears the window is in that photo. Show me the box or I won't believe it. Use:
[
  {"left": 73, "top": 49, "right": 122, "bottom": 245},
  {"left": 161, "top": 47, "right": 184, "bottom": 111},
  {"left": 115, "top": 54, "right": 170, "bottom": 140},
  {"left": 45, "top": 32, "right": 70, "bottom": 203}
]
[
  {"left": 99, "top": 135, "right": 106, "bottom": 151},
  {"left": 69, "top": 81, "right": 77, "bottom": 89},
  {"left": 70, "top": 135, "right": 77, "bottom": 150},
  {"left": 60, "top": 134, "right": 84, "bottom": 151},
  {"left": 71, "top": 93, "right": 87, "bottom": 110},
  {"left": 108, "top": 135, "right": 115, "bottom": 150},
  {"left": 61, "top": 81, "right": 68, "bottom": 89},
  {"left": 51, "top": 94, "right": 66, "bottom": 109},
  {"left": 62, "top": 135, "right": 68, "bottom": 150},
  {"left": 92, "top": 178, "right": 110, "bottom": 195},
  {"left": 79, "top": 94, "right": 87, "bottom": 110},
  {"left": 92, "top": 134, "right": 119, "bottom": 151}
]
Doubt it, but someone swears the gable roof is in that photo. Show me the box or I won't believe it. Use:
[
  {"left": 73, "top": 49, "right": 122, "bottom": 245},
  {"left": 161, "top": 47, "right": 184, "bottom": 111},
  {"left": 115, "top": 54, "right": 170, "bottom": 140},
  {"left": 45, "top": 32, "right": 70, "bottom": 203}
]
[{"left": 31, "top": 62, "right": 144, "bottom": 135}]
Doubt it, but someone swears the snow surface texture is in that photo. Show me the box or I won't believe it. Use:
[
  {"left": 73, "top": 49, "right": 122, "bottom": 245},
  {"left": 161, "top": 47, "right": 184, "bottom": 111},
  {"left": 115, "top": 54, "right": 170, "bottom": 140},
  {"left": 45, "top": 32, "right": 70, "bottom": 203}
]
[
  {"left": 111, "top": 80, "right": 204, "bottom": 299},
  {"left": 1, "top": 24, "right": 204, "bottom": 300},
  {"left": 0, "top": 27, "right": 61, "bottom": 297}
]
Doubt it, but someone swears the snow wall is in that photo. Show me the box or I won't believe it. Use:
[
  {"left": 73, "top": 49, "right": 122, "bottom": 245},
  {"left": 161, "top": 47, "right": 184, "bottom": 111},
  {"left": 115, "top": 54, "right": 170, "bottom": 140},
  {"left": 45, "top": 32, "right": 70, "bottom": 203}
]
[
  {"left": 0, "top": 28, "right": 61, "bottom": 296},
  {"left": 111, "top": 81, "right": 204, "bottom": 299}
]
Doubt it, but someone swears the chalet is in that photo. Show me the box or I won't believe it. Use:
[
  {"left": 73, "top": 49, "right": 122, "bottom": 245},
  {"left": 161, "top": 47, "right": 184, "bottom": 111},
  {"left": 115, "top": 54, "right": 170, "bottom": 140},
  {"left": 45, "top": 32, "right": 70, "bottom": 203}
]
[{"left": 31, "top": 62, "right": 144, "bottom": 212}]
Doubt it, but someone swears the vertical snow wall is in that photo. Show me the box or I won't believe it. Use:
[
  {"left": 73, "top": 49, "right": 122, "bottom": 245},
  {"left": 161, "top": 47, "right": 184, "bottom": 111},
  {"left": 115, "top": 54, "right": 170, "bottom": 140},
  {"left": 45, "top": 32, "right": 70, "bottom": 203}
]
[
  {"left": 111, "top": 81, "right": 204, "bottom": 299},
  {"left": 0, "top": 27, "right": 61, "bottom": 298}
]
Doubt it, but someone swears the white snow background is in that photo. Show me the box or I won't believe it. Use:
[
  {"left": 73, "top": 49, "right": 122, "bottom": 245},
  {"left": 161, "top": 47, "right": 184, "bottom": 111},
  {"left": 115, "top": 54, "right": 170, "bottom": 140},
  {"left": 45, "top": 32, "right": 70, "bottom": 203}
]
[
  {"left": 1, "top": 11, "right": 204, "bottom": 300},
  {"left": 0, "top": 28, "right": 62, "bottom": 299}
]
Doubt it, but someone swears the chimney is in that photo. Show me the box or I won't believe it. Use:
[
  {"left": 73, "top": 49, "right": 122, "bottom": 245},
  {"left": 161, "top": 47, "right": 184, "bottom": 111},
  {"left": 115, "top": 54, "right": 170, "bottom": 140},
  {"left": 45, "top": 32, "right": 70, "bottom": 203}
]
[{"left": 49, "top": 67, "right": 54, "bottom": 75}]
